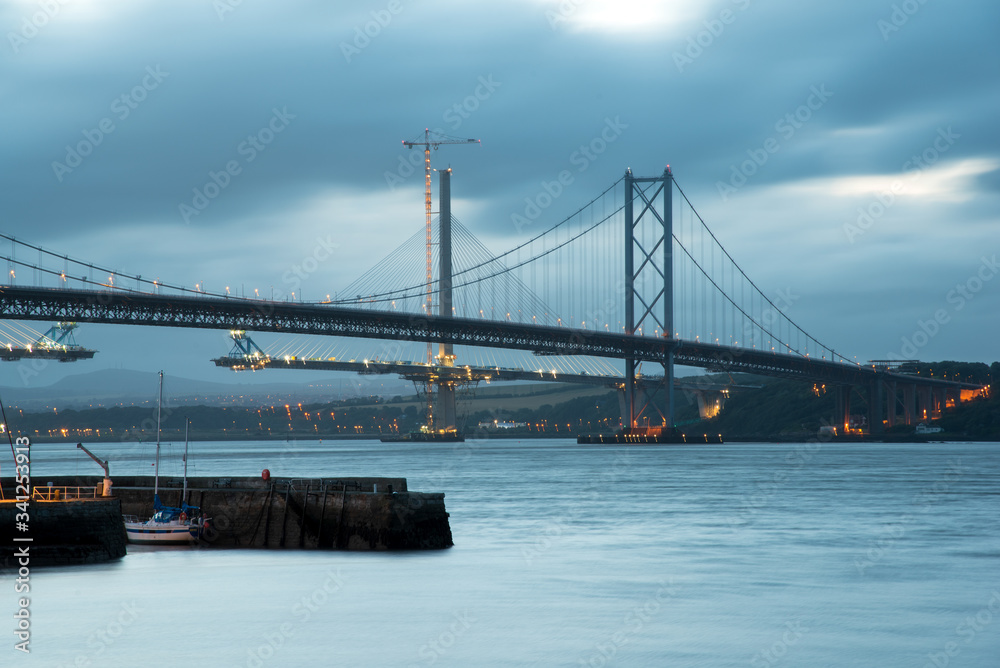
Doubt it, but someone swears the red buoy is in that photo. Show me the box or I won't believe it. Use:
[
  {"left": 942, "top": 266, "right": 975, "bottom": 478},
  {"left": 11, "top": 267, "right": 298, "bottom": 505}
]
[{"left": 262, "top": 469, "right": 270, "bottom": 481}]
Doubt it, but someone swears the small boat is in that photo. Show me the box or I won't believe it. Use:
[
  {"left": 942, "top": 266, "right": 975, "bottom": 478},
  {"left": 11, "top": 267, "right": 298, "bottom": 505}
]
[
  {"left": 123, "top": 504, "right": 204, "bottom": 544},
  {"left": 124, "top": 373, "right": 207, "bottom": 545},
  {"left": 380, "top": 426, "right": 464, "bottom": 443}
]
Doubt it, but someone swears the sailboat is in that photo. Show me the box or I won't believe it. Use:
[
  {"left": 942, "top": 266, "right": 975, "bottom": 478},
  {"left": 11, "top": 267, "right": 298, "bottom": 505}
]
[{"left": 124, "top": 372, "right": 207, "bottom": 545}]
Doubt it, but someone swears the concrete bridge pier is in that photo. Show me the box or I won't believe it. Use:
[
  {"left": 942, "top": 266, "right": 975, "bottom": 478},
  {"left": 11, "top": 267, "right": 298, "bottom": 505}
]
[
  {"left": 434, "top": 167, "right": 458, "bottom": 431},
  {"left": 947, "top": 388, "right": 961, "bottom": 410},
  {"left": 933, "top": 388, "right": 946, "bottom": 418},
  {"left": 618, "top": 385, "right": 655, "bottom": 430},
  {"left": 835, "top": 385, "right": 852, "bottom": 433},
  {"left": 435, "top": 383, "right": 458, "bottom": 432},
  {"left": 918, "top": 386, "right": 932, "bottom": 422},
  {"left": 867, "top": 380, "right": 885, "bottom": 434},
  {"left": 693, "top": 390, "right": 727, "bottom": 419},
  {"left": 885, "top": 380, "right": 898, "bottom": 428},
  {"left": 902, "top": 384, "right": 916, "bottom": 425}
]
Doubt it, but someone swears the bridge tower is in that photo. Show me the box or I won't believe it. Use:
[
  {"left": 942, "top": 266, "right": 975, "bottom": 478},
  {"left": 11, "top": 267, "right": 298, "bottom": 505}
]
[
  {"left": 434, "top": 167, "right": 459, "bottom": 431},
  {"left": 623, "top": 167, "right": 675, "bottom": 433}
]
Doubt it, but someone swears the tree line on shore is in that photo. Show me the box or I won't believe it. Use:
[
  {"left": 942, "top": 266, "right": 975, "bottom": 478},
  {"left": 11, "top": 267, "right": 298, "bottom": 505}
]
[{"left": 9, "top": 361, "right": 998, "bottom": 441}]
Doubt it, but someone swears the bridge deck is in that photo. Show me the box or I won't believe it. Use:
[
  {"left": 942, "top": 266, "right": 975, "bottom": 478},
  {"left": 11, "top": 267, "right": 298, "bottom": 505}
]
[
  {"left": 0, "top": 286, "right": 981, "bottom": 392},
  {"left": 212, "top": 355, "right": 760, "bottom": 392}
]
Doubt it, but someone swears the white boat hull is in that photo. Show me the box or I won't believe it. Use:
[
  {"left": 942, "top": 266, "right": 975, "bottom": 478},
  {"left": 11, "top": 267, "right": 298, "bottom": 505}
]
[
  {"left": 125, "top": 521, "right": 199, "bottom": 545},
  {"left": 125, "top": 376, "right": 206, "bottom": 547}
]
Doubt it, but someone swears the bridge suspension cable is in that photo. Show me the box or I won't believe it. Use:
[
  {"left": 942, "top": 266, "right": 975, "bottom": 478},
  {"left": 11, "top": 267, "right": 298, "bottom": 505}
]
[
  {"left": 337, "top": 216, "right": 564, "bottom": 326},
  {"left": 0, "top": 168, "right": 855, "bottom": 366},
  {"left": 327, "top": 175, "right": 628, "bottom": 308},
  {"left": 0, "top": 232, "right": 230, "bottom": 300},
  {"left": 670, "top": 181, "right": 851, "bottom": 364}
]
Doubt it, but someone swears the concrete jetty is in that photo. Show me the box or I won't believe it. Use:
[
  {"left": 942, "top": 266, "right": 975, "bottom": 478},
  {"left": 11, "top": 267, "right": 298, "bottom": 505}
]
[
  {"left": 120, "top": 474, "right": 453, "bottom": 550},
  {"left": 2, "top": 474, "right": 452, "bottom": 566},
  {"left": 0, "top": 495, "right": 127, "bottom": 567}
]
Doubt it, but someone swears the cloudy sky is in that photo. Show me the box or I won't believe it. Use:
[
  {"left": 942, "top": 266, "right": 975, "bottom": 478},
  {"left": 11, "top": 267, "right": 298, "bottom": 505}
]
[{"left": 1, "top": 0, "right": 997, "bottom": 391}]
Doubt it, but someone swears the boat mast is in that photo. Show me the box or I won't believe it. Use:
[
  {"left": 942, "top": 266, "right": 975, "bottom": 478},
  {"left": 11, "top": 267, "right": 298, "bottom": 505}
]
[
  {"left": 154, "top": 370, "right": 163, "bottom": 497},
  {"left": 182, "top": 418, "right": 189, "bottom": 505}
]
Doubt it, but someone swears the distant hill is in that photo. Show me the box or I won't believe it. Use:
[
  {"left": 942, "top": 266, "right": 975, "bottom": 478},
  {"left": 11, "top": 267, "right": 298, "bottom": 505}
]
[{"left": 0, "top": 368, "right": 414, "bottom": 410}]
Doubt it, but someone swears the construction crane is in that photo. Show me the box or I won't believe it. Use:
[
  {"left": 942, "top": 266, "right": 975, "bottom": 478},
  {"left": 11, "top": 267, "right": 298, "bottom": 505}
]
[
  {"left": 402, "top": 129, "right": 479, "bottom": 430},
  {"left": 77, "top": 443, "right": 113, "bottom": 496}
]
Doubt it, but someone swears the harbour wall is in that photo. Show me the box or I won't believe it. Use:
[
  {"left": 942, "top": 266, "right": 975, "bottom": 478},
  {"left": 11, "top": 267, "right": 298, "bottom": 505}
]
[
  {"left": 10, "top": 475, "right": 452, "bottom": 552},
  {"left": 0, "top": 496, "right": 127, "bottom": 568}
]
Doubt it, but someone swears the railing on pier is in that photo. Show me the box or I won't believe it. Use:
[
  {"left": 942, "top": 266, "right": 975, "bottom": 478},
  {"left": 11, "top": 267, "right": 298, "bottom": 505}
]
[{"left": 32, "top": 485, "right": 101, "bottom": 501}]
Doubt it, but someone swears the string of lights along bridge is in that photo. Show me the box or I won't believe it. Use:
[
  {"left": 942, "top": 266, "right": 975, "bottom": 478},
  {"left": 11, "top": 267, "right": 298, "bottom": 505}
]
[
  {"left": 330, "top": 175, "right": 846, "bottom": 363},
  {"left": 0, "top": 164, "right": 985, "bottom": 439},
  {"left": 0, "top": 172, "right": 841, "bottom": 362}
]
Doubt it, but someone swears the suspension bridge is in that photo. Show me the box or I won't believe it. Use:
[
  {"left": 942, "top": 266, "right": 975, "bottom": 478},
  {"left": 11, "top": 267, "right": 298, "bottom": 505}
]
[{"left": 0, "top": 166, "right": 985, "bottom": 439}]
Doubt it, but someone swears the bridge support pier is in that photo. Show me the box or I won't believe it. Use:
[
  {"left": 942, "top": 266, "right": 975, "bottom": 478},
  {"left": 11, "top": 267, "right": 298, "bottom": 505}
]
[
  {"left": 835, "top": 385, "right": 852, "bottom": 434},
  {"left": 867, "top": 380, "right": 884, "bottom": 435},
  {"left": 436, "top": 384, "right": 457, "bottom": 432},
  {"left": 693, "top": 389, "right": 728, "bottom": 419},
  {"left": 918, "top": 386, "right": 932, "bottom": 422},
  {"left": 902, "top": 384, "right": 916, "bottom": 425},
  {"left": 886, "top": 380, "right": 897, "bottom": 429},
  {"left": 948, "top": 388, "right": 961, "bottom": 410},
  {"left": 619, "top": 385, "right": 651, "bottom": 429},
  {"left": 435, "top": 168, "right": 458, "bottom": 431}
]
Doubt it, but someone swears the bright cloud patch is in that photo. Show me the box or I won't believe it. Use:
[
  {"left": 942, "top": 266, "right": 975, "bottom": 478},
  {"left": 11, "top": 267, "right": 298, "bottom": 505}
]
[
  {"left": 789, "top": 158, "right": 1000, "bottom": 204},
  {"left": 539, "top": 0, "right": 703, "bottom": 34}
]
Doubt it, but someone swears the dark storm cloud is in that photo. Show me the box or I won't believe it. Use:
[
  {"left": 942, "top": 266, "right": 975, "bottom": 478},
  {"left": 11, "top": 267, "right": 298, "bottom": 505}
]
[{"left": 0, "top": 0, "right": 997, "bottom": 382}]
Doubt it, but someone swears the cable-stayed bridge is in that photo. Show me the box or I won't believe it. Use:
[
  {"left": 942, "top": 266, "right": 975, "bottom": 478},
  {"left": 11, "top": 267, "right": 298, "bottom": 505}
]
[
  {"left": 0, "top": 320, "right": 95, "bottom": 362},
  {"left": 0, "top": 167, "right": 985, "bottom": 438}
]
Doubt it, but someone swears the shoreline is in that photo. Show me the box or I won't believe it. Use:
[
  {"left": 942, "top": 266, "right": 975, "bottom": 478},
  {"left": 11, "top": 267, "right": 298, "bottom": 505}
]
[{"left": 15, "top": 432, "right": 1000, "bottom": 444}]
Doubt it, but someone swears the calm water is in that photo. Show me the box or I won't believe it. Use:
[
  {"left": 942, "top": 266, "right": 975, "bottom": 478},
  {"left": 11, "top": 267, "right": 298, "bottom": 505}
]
[{"left": 4, "top": 438, "right": 999, "bottom": 667}]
